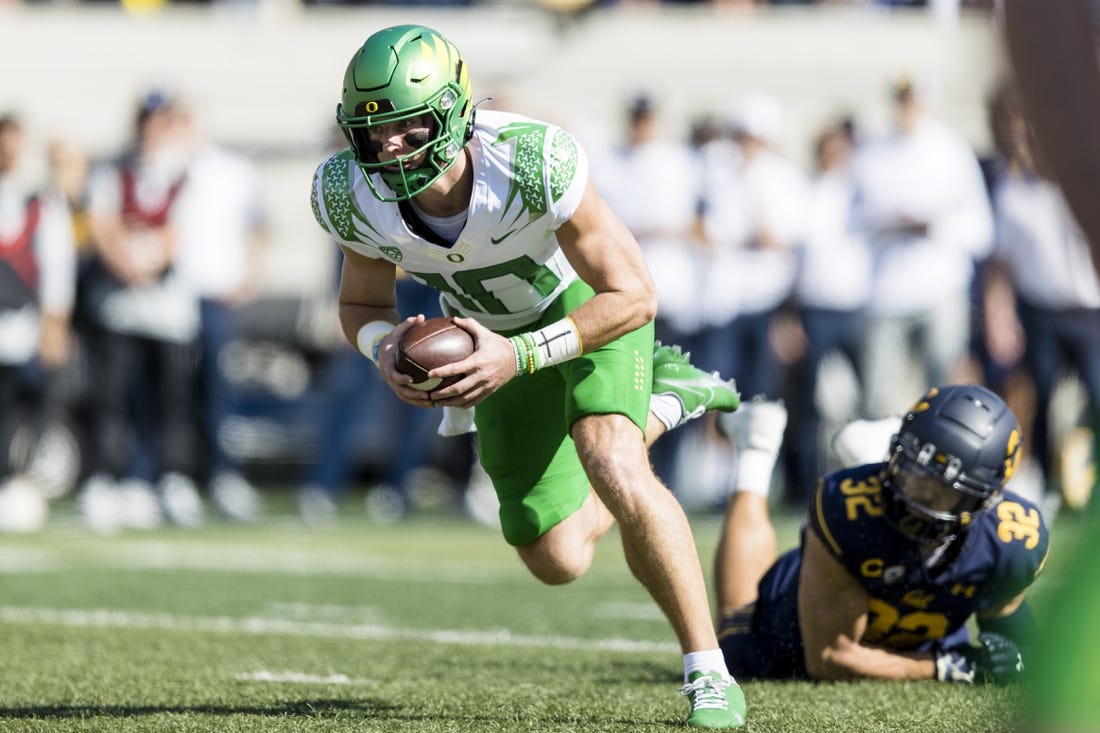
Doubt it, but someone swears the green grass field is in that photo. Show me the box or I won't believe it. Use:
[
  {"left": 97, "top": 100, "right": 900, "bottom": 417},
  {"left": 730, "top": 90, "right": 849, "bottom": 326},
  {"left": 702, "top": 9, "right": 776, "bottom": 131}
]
[{"left": 0, "top": 493, "right": 1088, "bottom": 733}]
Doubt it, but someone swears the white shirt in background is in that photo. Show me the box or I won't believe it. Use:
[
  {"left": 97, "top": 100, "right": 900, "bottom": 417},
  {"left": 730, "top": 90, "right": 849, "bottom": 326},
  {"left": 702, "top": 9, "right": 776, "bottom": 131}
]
[
  {"left": 794, "top": 166, "right": 872, "bottom": 312},
  {"left": 599, "top": 138, "right": 705, "bottom": 334},
  {"left": 86, "top": 157, "right": 199, "bottom": 343},
  {"left": 701, "top": 147, "right": 807, "bottom": 324},
  {"left": 992, "top": 174, "right": 1100, "bottom": 309},
  {"left": 0, "top": 175, "right": 75, "bottom": 365},
  {"left": 174, "top": 144, "right": 265, "bottom": 300},
  {"left": 852, "top": 116, "right": 994, "bottom": 316}
]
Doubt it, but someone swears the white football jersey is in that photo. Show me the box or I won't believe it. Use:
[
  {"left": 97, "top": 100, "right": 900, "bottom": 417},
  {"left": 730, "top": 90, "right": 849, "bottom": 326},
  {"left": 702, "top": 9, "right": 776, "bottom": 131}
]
[{"left": 311, "top": 110, "right": 589, "bottom": 332}]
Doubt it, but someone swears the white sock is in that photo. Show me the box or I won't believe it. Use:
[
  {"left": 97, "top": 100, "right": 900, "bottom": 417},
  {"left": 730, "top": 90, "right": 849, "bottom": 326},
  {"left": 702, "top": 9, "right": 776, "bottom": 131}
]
[
  {"left": 650, "top": 392, "right": 685, "bottom": 432},
  {"left": 726, "top": 398, "right": 787, "bottom": 498},
  {"left": 683, "top": 649, "right": 731, "bottom": 683},
  {"left": 736, "top": 446, "right": 780, "bottom": 498}
]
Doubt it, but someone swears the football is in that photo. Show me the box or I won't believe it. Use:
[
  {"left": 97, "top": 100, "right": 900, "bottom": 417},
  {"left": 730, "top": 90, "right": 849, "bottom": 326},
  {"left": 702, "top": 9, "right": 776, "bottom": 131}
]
[{"left": 395, "top": 317, "right": 475, "bottom": 391}]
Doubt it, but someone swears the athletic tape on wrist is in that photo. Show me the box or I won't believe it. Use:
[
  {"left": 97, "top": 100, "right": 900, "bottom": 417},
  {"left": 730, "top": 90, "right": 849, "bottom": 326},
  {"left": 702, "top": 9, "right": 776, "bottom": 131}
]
[
  {"left": 532, "top": 317, "right": 582, "bottom": 368},
  {"left": 356, "top": 321, "right": 395, "bottom": 366},
  {"left": 509, "top": 317, "right": 582, "bottom": 376}
]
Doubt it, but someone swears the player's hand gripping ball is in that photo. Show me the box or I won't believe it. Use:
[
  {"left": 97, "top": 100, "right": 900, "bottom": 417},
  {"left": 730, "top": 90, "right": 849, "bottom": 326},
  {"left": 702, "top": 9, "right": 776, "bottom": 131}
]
[{"left": 396, "top": 317, "right": 474, "bottom": 391}]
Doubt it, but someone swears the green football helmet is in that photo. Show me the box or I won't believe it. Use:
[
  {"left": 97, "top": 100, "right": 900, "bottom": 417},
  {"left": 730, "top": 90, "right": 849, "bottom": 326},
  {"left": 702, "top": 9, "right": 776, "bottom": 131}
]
[{"left": 337, "top": 25, "right": 474, "bottom": 202}]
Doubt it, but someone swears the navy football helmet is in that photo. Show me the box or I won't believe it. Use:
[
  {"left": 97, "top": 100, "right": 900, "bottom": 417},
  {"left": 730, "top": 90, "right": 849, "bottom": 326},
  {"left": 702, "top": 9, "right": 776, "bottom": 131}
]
[{"left": 882, "top": 385, "right": 1023, "bottom": 544}]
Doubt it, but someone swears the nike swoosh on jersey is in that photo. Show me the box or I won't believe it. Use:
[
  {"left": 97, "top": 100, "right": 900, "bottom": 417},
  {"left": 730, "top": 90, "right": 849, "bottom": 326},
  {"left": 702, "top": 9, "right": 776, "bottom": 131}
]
[{"left": 490, "top": 229, "right": 518, "bottom": 245}]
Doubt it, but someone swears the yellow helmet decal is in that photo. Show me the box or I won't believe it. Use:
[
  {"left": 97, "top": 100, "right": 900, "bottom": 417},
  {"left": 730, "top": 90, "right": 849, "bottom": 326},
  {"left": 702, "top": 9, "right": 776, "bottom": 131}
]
[
  {"left": 907, "top": 387, "right": 939, "bottom": 415},
  {"left": 1003, "top": 427, "right": 1022, "bottom": 482}
]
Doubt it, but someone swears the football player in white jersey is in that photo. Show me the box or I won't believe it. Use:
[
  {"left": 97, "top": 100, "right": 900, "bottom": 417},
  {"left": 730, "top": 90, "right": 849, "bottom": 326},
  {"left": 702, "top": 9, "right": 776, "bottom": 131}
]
[{"left": 311, "top": 24, "right": 745, "bottom": 729}]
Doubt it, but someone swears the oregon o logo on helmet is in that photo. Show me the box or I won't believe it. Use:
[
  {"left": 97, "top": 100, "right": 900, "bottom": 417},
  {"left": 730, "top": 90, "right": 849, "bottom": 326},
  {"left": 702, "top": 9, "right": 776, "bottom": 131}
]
[{"left": 365, "top": 100, "right": 380, "bottom": 113}]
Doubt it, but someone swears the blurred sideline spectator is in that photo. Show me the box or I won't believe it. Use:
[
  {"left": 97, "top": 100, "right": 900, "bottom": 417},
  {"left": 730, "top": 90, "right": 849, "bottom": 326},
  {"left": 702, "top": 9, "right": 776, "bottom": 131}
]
[
  {"left": 0, "top": 112, "right": 77, "bottom": 533},
  {"left": 173, "top": 105, "right": 268, "bottom": 522},
  {"left": 972, "top": 79, "right": 1043, "bottom": 510},
  {"left": 1002, "top": 0, "right": 1100, "bottom": 274},
  {"left": 698, "top": 91, "right": 805, "bottom": 399},
  {"left": 596, "top": 94, "right": 706, "bottom": 356},
  {"left": 850, "top": 76, "right": 993, "bottom": 419},
  {"left": 47, "top": 139, "right": 94, "bottom": 260},
  {"left": 787, "top": 117, "right": 870, "bottom": 500},
  {"left": 44, "top": 136, "right": 96, "bottom": 499},
  {"left": 593, "top": 93, "right": 706, "bottom": 489},
  {"left": 693, "top": 91, "right": 806, "bottom": 505},
  {"left": 78, "top": 90, "right": 202, "bottom": 533},
  {"left": 981, "top": 80, "right": 1100, "bottom": 514}
]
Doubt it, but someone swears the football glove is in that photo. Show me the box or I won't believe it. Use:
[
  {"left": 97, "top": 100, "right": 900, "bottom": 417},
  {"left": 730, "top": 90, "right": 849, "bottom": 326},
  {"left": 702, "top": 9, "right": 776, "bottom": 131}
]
[{"left": 934, "top": 632, "right": 1025, "bottom": 685}]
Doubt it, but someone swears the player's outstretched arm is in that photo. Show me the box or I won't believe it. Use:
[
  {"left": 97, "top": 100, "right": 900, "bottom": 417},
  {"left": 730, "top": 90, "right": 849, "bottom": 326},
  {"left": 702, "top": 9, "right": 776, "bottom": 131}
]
[
  {"left": 798, "top": 531, "right": 937, "bottom": 681},
  {"left": 936, "top": 594, "right": 1029, "bottom": 686},
  {"left": 934, "top": 631, "right": 1025, "bottom": 685},
  {"left": 934, "top": 591, "right": 1032, "bottom": 686}
]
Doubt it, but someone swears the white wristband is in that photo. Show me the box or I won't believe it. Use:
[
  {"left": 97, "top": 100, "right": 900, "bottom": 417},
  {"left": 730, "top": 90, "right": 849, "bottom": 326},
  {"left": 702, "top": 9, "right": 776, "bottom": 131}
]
[
  {"left": 356, "top": 320, "right": 395, "bottom": 366},
  {"left": 530, "top": 316, "right": 583, "bottom": 369}
]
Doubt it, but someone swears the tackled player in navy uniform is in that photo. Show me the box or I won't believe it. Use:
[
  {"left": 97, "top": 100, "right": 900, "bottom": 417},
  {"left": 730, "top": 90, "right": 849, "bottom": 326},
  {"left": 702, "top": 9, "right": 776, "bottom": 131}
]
[{"left": 716, "top": 384, "right": 1048, "bottom": 684}]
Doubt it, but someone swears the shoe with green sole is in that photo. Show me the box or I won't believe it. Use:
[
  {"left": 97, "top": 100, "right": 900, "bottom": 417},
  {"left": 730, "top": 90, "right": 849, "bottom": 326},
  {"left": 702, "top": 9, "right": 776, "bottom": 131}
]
[
  {"left": 681, "top": 671, "right": 746, "bottom": 729},
  {"left": 652, "top": 343, "right": 741, "bottom": 426}
]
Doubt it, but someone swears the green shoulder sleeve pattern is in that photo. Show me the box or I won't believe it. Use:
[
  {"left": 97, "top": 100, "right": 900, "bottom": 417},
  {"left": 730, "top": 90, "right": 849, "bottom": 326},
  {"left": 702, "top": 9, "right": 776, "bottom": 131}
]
[
  {"left": 312, "top": 151, "right": 384, "bottom": 247},
  {"left": 547, "top": 128, "right": 580, "bottom": 203},
  {"left": 493, "top": 121, "right": 551, "bottom": 222}
]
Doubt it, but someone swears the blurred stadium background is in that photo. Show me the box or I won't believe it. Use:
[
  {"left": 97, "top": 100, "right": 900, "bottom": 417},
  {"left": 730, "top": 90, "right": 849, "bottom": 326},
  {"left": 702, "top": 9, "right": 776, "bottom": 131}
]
[
  {"left": 1, "top": 1, "right": 1019, "bottom": 494},
  {"left": 2, "top": 1, "right": 1002, "bottom": 297}
]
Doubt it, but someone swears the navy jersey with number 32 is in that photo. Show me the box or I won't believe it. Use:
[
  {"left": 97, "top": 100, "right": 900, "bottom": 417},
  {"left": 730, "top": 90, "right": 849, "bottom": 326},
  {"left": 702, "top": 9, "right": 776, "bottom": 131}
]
[{"left": 719, "top": 462, "right": 1049, "bottom": 679}]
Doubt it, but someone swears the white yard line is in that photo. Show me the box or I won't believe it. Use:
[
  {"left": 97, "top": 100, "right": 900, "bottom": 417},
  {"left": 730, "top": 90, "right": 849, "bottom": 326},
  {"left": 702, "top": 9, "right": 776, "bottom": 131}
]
[
  {"left": 262, "top": 602, "right": 384, "bottom": 623},
  {"left": 98, "top": 541, "right": 524, "bottom": 584},
  {"left": 235, "top": 670, "right": 376, "bottom": 686},
  {"left": 0, "top": 606, "right": 679, "bottom": 654},
  {"left": 0, "top": 548, "right": 66, "bottom": 573},
  {"left": 0, "top": 541, "right": 524, "bottom": 584}
]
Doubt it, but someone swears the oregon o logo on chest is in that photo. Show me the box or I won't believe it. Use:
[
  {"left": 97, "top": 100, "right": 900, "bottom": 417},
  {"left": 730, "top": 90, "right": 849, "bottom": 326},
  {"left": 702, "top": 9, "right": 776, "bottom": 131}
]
[{"left": 447, "top": 253, "right": 465, "bottom": 263}]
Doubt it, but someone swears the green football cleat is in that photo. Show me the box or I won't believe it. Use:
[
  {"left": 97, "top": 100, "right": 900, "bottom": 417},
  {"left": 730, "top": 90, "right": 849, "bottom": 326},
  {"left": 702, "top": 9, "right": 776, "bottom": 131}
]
[
  {"left": 652, "top": 343, "right": 741, "bottom": 426},
  {"left": 681, "top": 671, "right": 746, "bottom": 729},
  {"left": 677, "top": 669, "right": 748, "bottom": 726}
]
